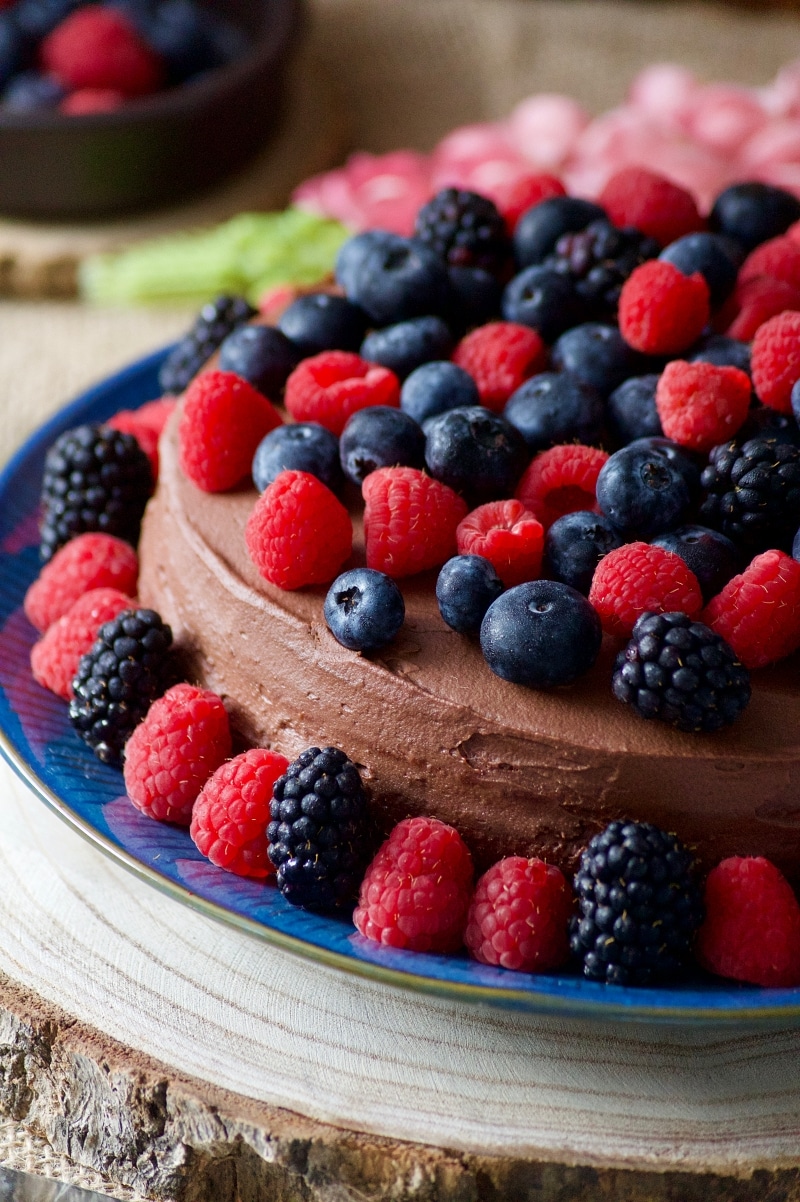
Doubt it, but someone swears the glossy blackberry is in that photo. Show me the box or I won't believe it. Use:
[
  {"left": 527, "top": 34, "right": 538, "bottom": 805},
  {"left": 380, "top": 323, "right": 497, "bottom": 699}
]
[
  {"left": 699, "top": 437, "right": 800, "bottom": 550},
  {"left": 268, "top": 747, "right": 372, "bottom": 913},
  {"left": 414, "top": 188, "right": 512, "bottom": 278},
  {"left": 39, "top": 424, "right": 153, "bottom": 562},
  {"left": 545, "top": 219, "right": 659, "bottom": 318},
  {"left": 69, "top": 608, "right": 179, "bottom": 765},
  {"left": 612, "top": 611, "right": 751, "bottom": 733},
  {"left": 158, "top": 294, "right": 256, "bottom": 394},
  {"left": 570, "top": 818, "right": 704, "bottom": 985}
]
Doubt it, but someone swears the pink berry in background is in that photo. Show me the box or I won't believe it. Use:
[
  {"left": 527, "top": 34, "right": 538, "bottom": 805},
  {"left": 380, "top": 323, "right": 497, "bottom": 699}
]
[
  {"left": 627, "top": 62, "right": 699, "bottom": 132},
  {"left": 506, "top": 93, "right": 589, "bottom": 169},
  {"left": 687, "top": 84, "right": 767, "bottom": 156}
]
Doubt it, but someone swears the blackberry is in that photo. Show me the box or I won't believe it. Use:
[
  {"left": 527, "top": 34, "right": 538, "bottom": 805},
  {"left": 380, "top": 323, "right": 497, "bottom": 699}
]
[
  {"left": 699, "top": 437, "right": 800, "bottom": 550},
  {"left": 158, "top": 294, "right": 255, "bottom": 394},
  {"left": 545, "top": 219, "right": 660, "bottom": 318},
  {"left": 612, "top": 611, "right": 751, "bottom": 733},
  {"left": 570, "top": 818, "right": 704, "bottom": 986},
  {"left": 69, "top": 608, "right": 179, "bottom": 765},
  {"left": 268, "top": 747, "right": 372, "bottom": 913},
  {"left": 39, "top": 424, "right": 153, "bottom": 562},
  {"left": 414, "top": 188, "right": 512, "bottom": 278}
]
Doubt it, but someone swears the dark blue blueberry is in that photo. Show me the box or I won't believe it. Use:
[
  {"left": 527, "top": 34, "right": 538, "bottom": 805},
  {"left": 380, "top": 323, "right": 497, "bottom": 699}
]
[
  {"left": 595, "top": 439, "right": 698, "bottom": 538},
  {"left": 791, "top": 378, "right": 800, "bottom": 427},
  {"left": 14, "top": 0, "right": 80, "bottom": 40},
  {"left": 324, "top": 568, "right": 405, "bottom": 652},
  {"left": 504, "top": 372, "right": 604, "bottom": 452},
  {"left": 400, "top": 361, "right": 479, "bottom": 425},
  {"left": 217, "top": 325, "right": 300, "bottom": 397},
  {"left": 550, "top": 323, "right": 643, "bottom": 399},
  {"left": 346, "top": 235, "right": 451, "bottom": 326},
  {"left": 339, "top": 406, "right": 425, "bottom": 486},
  {"left": 501, "top": 265, "right": 587, "bottom": 343},
  {"left": 335, "top": 230, "right": 399, "bottom": 294},
  {"left": 741, "top": 404, "right": 800, "bottom": 447},
  {"left": 545, "top": 511, "right": 623, "bottom": 596},
  {"left": 424, "top": 406, "right": 527, "bottom": 501},
  {"left": 651, "top": 524, "right": 740, "bottom": 602},
  {"left": 2, "top": 71, "right": 65, "bottom": 111},
  {"left": 360, "top": 315, "right": 452, "bottom": 380},
  {"left": 446, "top": 265, "right": 502, "bottom": 330},
  {"left": 252, "top": 424, "right": 342, "bottom": 493},
  {"left": 436, "top": 555, "right": 504, "bottom": 635},
  {"left": 145, "top": 0, "right": 242, "bottom": 82},
  {"left": 278, "top": 293, "right": 367, "bottom": 356},
  {"left": 480, "top": 579, "right": 602, "bottom": 688},
  {"left": 688, "top": 333, "right": 751, "bottom": 375},
  {"left": 659, "top": 233, "right": 739, "bottom": 307},
  {"left": 607, "top": 375, "right": 662, "bottom": 446},
  {"left": 793, "top": 525, "right": 800, "bottom": 562},
  {"left": 514, "top": 197, "right": 606, "bottom": 268},
  {"left": 709, "top": 182, "right": 800, "bottom": 252},
  {"left": 0, "top": 17, "right": 24, "bottom": 91}
]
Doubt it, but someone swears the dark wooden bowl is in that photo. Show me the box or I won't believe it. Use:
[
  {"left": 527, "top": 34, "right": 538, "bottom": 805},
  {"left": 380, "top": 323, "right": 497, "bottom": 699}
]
[{"left": 0, "top": 0, "right": 303, "bottom": 221}]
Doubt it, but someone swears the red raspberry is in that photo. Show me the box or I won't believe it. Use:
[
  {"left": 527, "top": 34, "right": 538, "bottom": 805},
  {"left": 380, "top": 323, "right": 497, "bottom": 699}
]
[
  {"left": 464, "top": 857, "right": 572, "bottom": 972},
  {"left": 588, "top": 542, "right": 703, "bottom": 638},
  {"left": 245, "top": 469, "right": 352, "bottom": 590},
  {"left": 61, "top": 88, "right": 125, "bottom": 115},
  {"left": 30, "top": 587, "right": 133, "bottom": 700},
  {"left": 515, "top": 444, "right": 608, "bottom": 530},
  {"left": 703, "top": 549, "right": 800, "bottom": 669},
  {"left": 618, "top": 260, "right": 709, "bottom": 356},
  {"left": 750, "top": 310, "right": 800, "bottom": 413},
  {"left": 696, "top": 856, "right": 800, "bottom": 988},
  {"left": 40, "top": 7, "right": 164, "bottom": 97},
  {"left": 179, "top": 370, "right": 282, "bottom": 493},
  {"left": 107, "top": 396, "right": 177, "bottom": 480},
  {"left": 655, "top": 360, "right": 751, "bottom": 453},
  {"left": 488, "top": 173, "right": 567, "bottom": 232},
  {"left": 362, "top": 466, "right": 468, "bottom": 578},
  {"left": 598, "top": 166, "right": 704, "bottom": 247},
  {"left": 24, "top": 532, "right": 138, "bottom": 633},
  {"left": 739, "top": 235, "right": 800, "bottom": 293},
  {"left": 456, "top": 500, "right": 543, "bottom": 588},
  {"left": 190, "top": 748, "right": 290, "bottom": 878},
  {"left": 284, "top": 351, "right": 400, "bottom": 437},
  {"left": 123, "top": 684, "right": 231, "bottom": 825},
  {"left": 354, "top": 816, "right": 474, "bottom": 953},
  {"left": 452, "top": 322, "right": 547, "bottom": 413},
  {"left": 725, "top": 275, "right": 800, "bottom": 341}
]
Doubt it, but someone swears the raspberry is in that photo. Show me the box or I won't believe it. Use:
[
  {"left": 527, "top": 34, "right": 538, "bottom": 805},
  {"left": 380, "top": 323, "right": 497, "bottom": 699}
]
[
  {"left": 456, "top": 500, "right": 544, "bottom": 588},
  {"left": 739, "top": 235, "right": 800, "bottom": 293},
  {"left": 362, "top": 466, "right": 468, "bottom": 578},
  {"left": 106, "top": 397, "right": 177, "bottom": 480},
  {"left": 598, "top": 167, "right": 704, "bottom": 248},
  {"left": 245, "top": 469, "right": 352, "bottom": 590},
  {"left": 30, "top": 587, "right": 133, "bottom": 701},
  {"left": 464, "top": 857, "right": 572, "bottom": 972},
  {"left": 703, "top": 549, "right": 800, "bottom": 669},
  {"left": 190, "top": 748, "right": 289, "bottom": 878},
  {"left": 515, "top": 444, "right": 608, "bottom": 530},
  {"left": 750, "top": 311, "right": 800, "bottom": 413},
  {"left": 655, "top": 360, "right": 751, "bottom": 453},
  {"left": 451, "top": 322, "right": 547, "bottom": 413},
  {"left": 696, "top": 857, "right": 800, "bottom": 988},
  {"left": 489, "top": 173, "right": 567, "bottom": 232},
  {"left": 725, "top": 275, "right": 800, "bottom": 342},
  {"left": 40, "top": 7, "right": 164, "bottom": 97},
  {"left": 123, "top": 684, "right": 231, "bottom": 825},
  {"left": 178, "top": 370, "right": 282, "bottom": 493},
  {"left": 284, "top": 350, "right": 400, "bottom": 437},
  {"left": 24, "top": 532, "right": 138, "bottom": 633},
  {"left": 588, "top": 542, "right": 703, "bottom": 638},
  {"left": 61, "top": 88, "right": 125, "bottom": 114},
  {"left": 618, "top": 260, "right": 709, "bottom": 356},
  {"left": 354, "top": 816, "right": 474, "bottom": 953}
]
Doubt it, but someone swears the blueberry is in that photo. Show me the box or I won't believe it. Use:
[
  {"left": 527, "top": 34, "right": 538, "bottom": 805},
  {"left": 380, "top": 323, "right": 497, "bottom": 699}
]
[
  {"left": 551, "top": 323, "right": 644, "bottom": 399},
  {"left": 709, "top": 182, "right": 800, "bottom": 252},
  {"left": 791, "top": 379, "right": 800, "bottom": 427},
  {"left": 360, "top": 315, "right": 452, "bottom": 380},
  {"left": 607, "top": 375, "right": 663, "bottom": 446},
  {"left": 504, "top": 372, "right": 604, "bottom": 452},
  {"left": 278, "top": 293, "right": 367, "bottom": 356},
  {"left": 514, "top": 197, "right": 606, "bottom": 268},
  {"left": 436, "top": 554, "right": 504, "bottom": 634},
  {"left": 502, "top": 265, "right": 587, "bottom": 343},
  {"left": 424, "top": 406, "right": 528, "bottom": 501},
  {"left": 2, "top": 71, "right": 65, "bottom": 110},
  {"left": 346, "top": 235, "right": 451, "bottom": 326},
  {"left": 659, "top": 233, "right": 739, "bottom": 307},
  {"left": 146, "top": 0, "right": 238, "bottom": 82},
  {"left": 324, "top": 567, "right": 405, "bottom": 651},
  {"left": 218, "top": 325, "right": 300, "bottom": 397},
  {"left": 793, "top": 525, "right": 800, "bottom": 562},
  {"left": 688, "top": 333, "right": 751, "bottom": 375},
  {"left": 335, "top": 230, "right": 399, "bottom": 294},
  {"left": 339, "top": 406, "right": 425, "bottom": 486},
  {"left": 14, "top": 0, "right": 80, "bottom": 40},
  {"left": 651, "top": 524, "right": 740, "bottom": 602},
  {"left": 595, "top": 440, "right": 698, "bottom": 538},
  {"left": 400, "top": 361, "right": 479, "bottom": 425},
  {"left": 446, "top": 265, "right": 502, "bottom": 329},
  {"left": 480, "top": 579, "right": 602, "bottom": 688},
  {"left": 0, "top": 17, "right": 24, "bottom": 91},
  {"left": 545, "top": 511, "right": 623, "bottom": 596},
  {"left": 741, "top": 404, "right": 800, "bottom": 447},
  {"left": 252, "top": 423, "right": 342, "bottom": 493}
]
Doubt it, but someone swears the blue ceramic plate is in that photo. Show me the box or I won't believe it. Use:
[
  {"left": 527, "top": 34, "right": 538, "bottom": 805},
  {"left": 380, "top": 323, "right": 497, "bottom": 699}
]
[{"left": 2, "top": 349, "right": 800, "bottom": 1025}]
